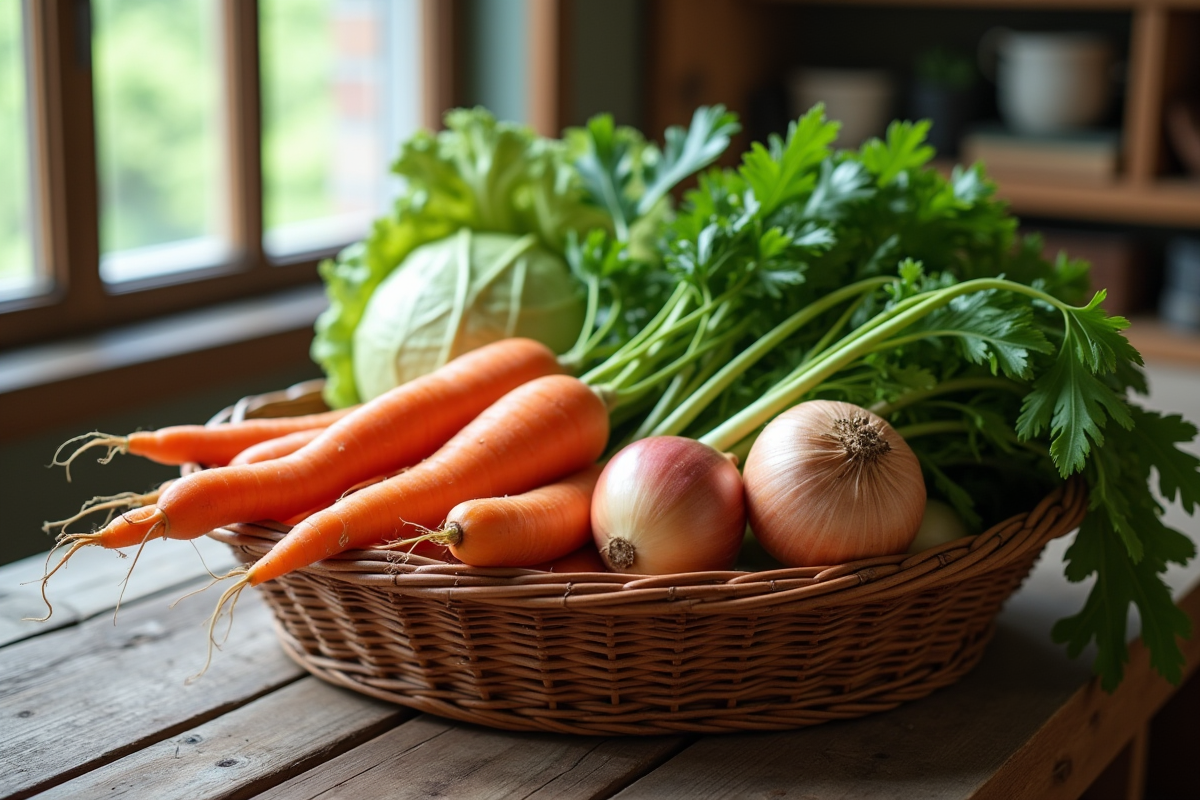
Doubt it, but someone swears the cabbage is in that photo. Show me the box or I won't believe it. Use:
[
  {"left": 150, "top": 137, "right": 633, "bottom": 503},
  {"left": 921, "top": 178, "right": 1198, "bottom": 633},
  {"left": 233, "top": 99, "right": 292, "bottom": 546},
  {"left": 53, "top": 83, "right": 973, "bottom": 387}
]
[
  {"left": 311, "top": 106, "right": 738, "bottom": 407},
  {"left": 352, "top": 230, "right": 584, "bottom": 401},
  {"left": 312, "top": 108, "right": 610, "bottom": 408}
]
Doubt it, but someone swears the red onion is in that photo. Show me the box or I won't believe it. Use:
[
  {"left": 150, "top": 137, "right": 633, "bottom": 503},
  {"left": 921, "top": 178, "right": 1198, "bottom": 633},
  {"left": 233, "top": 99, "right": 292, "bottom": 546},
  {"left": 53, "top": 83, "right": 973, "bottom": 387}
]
[
  {"left": 591, "top": 436, "right": 746, "bottom": 575},
  {"left": 743, "top": 400, "right": 926, "bottom": 567}
]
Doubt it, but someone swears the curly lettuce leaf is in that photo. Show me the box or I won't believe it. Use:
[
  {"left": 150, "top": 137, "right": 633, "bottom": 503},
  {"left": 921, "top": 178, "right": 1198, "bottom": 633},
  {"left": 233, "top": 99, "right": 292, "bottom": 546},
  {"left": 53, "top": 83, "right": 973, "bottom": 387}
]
[{"left": 311, "top": 108, "right": 611, "bottom": 407}]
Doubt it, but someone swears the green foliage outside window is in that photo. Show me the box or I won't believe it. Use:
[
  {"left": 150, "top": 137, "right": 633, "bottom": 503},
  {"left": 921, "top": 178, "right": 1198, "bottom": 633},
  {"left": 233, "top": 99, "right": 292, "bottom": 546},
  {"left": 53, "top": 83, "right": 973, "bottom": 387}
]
[
  {"left": 0, "top": 2, "right": 33, "bottom": 289},
  {"left": 93, "top": 0, "right": 222, "bottom": 254}
]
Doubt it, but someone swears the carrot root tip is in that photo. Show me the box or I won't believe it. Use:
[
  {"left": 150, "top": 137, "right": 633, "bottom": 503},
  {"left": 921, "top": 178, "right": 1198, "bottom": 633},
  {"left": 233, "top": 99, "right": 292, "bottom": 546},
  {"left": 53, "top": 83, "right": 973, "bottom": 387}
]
[
  {"left": 50, "top": 432, "right": 130, "bottom": 482},
  {"left": 190, "top": 570, "right": 251, "bottom": 684},
  {"left": 20, "top": 534, "right": 101, "bottom": 622},
  {"left": 381, "top": 519, "right": 457, "bottom": 552},
  {"left": 42, "top": 489, "right": 157, "bottom": 536}
]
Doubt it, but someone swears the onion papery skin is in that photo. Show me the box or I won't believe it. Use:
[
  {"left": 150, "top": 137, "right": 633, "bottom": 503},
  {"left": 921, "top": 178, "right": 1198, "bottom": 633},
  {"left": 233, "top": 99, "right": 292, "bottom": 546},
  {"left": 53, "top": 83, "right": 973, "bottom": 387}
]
[
  {"left": 743, "top": 400, "right": 926, "bottom": 567},
  {"left": 591, "top": 436, "right": 746, "bottom": 575}
]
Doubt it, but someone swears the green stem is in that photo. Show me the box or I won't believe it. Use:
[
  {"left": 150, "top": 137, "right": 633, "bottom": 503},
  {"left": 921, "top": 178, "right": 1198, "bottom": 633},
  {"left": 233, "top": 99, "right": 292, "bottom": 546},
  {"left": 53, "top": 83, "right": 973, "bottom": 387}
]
[
  {"left": 581, "top": 283, "right": 691, "bottom": 384},
  {"left": 581, "top": 275, "right": 752, "bottom": 386},
  {"left": 699, "top": 277, "right": 1068, "bottom": 452},
  {"left": 583, "top": 297, "right": 622, "bottom": 353},
  {"left": 652, "top": 276, "right": 891, "bottom": 438},
  {"left": 894, "top": 421, "right": 971, "bottom": 439},
  {"left": 632, "top": 294, "right": 732, "bottom": 439},
  {"left": 802, "top": 290, "right": 871, "bottom": 364},
  {"left": 566, "top": 273, "right": 602, "bottom": 361},
  {"left": 869, "top": 376, "right": 1027, "bottom": 417},
  {"left": 614, "top": 318, "right": 751, "bottom": 405}
]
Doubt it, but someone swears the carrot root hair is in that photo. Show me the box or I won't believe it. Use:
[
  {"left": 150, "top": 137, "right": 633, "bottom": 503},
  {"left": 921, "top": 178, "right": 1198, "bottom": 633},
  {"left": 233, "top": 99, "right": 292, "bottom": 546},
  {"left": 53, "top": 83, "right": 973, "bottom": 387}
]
[
  {"left": 383, "top": 520, "right": 462, "bottom": 551},
  {"left": 51, "top": 432, "right": 130, "bottom": 482},
  {"left": 23, "top": 530, "right": 113, "bottom": 621},
  {"left": 23, "top": 508, "right": 168, "bottom": 622},
  {"left": 42, "top": 482, "right": 169, "bottom": 536},
  {"left": 190, "top": 568, "right": 250, "bottom": 684},
  {"left": 112, "top": 516, "right": 167, "bottom": 624}
]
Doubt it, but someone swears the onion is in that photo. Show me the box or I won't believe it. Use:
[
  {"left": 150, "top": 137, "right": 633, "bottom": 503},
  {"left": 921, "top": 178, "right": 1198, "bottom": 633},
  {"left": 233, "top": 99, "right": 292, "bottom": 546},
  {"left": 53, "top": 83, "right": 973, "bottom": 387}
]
[
  {"left": 591, "top": 436, "right": 746, "bottom": 575},
  {"left": 743, "top": 400, "right": 926, "bottom": 567},
  {"left": 907, "top": 499, "right": 968, "bottom": 554}
]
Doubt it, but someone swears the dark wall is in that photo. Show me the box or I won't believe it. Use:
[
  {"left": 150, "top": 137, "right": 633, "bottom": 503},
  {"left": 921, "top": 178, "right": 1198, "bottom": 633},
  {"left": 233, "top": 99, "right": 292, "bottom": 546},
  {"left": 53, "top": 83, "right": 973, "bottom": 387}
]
[{"left": 0, "top": 362, "right": 321, "bottom": 566}]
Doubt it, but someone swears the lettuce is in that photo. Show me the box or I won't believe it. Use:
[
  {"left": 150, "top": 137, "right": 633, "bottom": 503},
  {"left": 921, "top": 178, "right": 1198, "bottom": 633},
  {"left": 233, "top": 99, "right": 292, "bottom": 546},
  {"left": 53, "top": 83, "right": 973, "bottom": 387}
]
[{"left": 311, "top": 108, "right": 611, "bottom": 408}]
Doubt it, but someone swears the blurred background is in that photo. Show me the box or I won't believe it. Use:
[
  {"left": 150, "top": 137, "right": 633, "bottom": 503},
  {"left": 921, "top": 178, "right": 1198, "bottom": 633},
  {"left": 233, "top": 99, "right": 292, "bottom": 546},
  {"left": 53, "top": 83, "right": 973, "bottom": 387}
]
[{"left": 3, "top": 0, "right": 1200, "bottom": 565}]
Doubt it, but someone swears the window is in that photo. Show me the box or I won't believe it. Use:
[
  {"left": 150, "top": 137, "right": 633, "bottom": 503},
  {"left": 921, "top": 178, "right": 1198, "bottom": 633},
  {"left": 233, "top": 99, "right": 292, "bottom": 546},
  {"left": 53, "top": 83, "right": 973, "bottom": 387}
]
[
  {"left": 0, "top": 0, "right": 446, "bottom": 352},
  {"left": 93, "top": 0, "right": 229, "bottom": 284},
  {"left": 0, "top": 1, "right": 39, "bottom": 301},
  {"left": 261, "top": 0, "right": 421, "bottom": 257}
]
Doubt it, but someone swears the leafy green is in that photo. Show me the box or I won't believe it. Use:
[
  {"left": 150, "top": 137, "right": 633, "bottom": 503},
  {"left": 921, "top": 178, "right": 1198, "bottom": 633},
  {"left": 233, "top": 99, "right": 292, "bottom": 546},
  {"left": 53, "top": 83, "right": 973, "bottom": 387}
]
[
  {"left": 567, "top": 106, "right": 739, "bottom": 242},
  {"left": 312, "top": 108, "right": 611, "bottom": 407},
  {"left": 588, "top": 107, "right": 1199, "bottom": 692}
]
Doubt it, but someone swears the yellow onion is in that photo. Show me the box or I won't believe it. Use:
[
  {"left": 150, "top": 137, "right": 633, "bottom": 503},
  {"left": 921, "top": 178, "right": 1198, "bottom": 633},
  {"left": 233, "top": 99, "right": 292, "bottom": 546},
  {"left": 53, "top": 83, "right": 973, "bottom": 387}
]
[
  {"left": 743, "top": 400, "right": 926, "bottom": 567},
  {"left": 591, "top": 436, "right": 746, "bottom": 575},
  {"left": 907, "top": 499, "right": 969, "bottom": 554}
]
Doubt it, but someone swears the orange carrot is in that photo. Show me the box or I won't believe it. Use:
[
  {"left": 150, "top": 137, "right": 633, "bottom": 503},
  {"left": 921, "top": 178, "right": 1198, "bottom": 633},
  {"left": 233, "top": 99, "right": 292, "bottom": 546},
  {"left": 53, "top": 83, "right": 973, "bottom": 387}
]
[
  {"left": 534, "top": 543, "right": 608, "bottom": 573},
  {"left": 53, "top": 407, "right": 356, "bottom": 473},
  {"left": 228, "top": 428, "right": 324, "bottom": 466},
  {"left": 414, "top": 464, "right": 603, "bottom": 567},
  {"left": 240, "top": 373, "right": 610, "bottom": 588},
  {"left": 54, "top": 338, "right": 563, "bottom": 559}
]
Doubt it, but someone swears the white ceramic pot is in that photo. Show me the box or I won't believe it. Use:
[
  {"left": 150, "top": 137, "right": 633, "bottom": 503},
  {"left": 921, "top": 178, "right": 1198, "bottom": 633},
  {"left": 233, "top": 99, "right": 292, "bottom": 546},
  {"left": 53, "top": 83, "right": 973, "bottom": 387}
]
[
  {"left": 788, "top": 68, "right": 893, "bottom": 148},
  {"left": 983, "top": 30, "right": 1113, "bottom": 134}
]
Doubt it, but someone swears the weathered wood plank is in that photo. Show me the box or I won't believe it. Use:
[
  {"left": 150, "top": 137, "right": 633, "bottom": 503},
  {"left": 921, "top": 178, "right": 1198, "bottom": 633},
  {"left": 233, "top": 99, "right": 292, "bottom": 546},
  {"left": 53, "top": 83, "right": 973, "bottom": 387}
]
[
  {"left": 604, "top": 542, "right": 1200, "bottom": 800},
  {"left": 0, "top": 536, "right": 238, "bottom": 647},
  {"left": 0, "top": 579, "right": 300, "bottom": 800},
  {"left": 604, "top": 624, "right": 1089, "bottom": 800},
  {"left": 254, "top": 715, "right": 688, "bottom": 800},
  {"left": 29, "top": 678, "right": 409, "bottom": 800},
  {"left": 974, "top": 584, "right": 1200, "bottom": 800}
]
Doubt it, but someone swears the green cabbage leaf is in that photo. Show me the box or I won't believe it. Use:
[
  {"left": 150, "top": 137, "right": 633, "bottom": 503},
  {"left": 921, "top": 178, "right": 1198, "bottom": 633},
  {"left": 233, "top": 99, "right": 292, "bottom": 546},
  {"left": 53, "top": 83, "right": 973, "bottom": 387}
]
[{"left": 311, "top": 108, "right": 611, "bottom": 408}]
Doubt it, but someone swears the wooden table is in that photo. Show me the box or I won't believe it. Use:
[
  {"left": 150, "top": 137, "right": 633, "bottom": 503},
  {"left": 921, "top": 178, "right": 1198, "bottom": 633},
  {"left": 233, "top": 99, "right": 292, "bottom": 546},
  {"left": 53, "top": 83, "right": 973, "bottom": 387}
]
[{"left": 4, "top": 364, "right": 1200, "bottom": 800}]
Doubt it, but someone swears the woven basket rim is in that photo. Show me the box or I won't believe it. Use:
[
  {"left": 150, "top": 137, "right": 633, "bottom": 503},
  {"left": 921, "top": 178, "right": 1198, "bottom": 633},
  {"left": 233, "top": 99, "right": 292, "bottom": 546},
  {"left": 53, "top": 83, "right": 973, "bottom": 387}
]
[
  {"left": 200, "top": 379, "right": 1087, "bottom": 615},
  {"left": 207, "top": 477, "right": 1085, "bottom": 614}
]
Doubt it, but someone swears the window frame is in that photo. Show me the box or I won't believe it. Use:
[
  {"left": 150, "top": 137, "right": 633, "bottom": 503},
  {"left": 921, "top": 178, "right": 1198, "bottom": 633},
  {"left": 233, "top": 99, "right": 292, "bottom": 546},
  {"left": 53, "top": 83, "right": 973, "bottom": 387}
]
[{"left": 0, "top": 0, "right": 459, "bottom": 351}]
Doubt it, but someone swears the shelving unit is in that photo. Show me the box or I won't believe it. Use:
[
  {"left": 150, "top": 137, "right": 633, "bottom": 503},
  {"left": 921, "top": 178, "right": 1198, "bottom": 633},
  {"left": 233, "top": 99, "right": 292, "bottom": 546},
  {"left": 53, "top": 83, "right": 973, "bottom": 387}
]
[{"left": 637, "top": 0, "right": 1200, "bottom": 361}]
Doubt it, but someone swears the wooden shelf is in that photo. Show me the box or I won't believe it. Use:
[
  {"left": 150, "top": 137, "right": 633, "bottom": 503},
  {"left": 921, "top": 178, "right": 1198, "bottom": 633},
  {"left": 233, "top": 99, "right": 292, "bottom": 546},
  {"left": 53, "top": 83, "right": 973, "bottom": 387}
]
[
  {"left": 760, "top": 0, "right": 1200, "bottom": 9},
  {"left": 999, "top": 178, "right": 1200, "bottom": 228},
  {"left": 933, "top": 160, "right": 1200, "bottom": 227},
  {"left": 1126, "top": 316, "right": 1200, "bottom": 367}
]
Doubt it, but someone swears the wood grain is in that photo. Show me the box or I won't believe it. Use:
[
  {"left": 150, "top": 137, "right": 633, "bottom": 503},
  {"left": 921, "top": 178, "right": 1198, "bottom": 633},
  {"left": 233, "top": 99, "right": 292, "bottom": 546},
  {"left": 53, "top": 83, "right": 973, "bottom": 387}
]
[
  {"left": 30, "top": 678, "right": 409, "bottom": 800},
  {"left": 0, "top": 535, "right": 237, "bottom": 647},
  {"left": 760, "top": 0, "right": 1200, "bottom": 8},
  {"left": 1125, "top": 5, "right": 1169, "bottom": 183},
  {"left": 255, "top": 714, "right": 687, "bottom": 800},
  {"left": 973, "top": 584, "right": 1200, "bottom": 800},
  {"left": 421, "top": 0, "right": 460, "bottom": 130},
  {"left": 604, "top": 621, "right": 1089, "bottom": 800},
  {"left": 529, "top": 0, "right": 566, "bottom": 137},
  {"left": 1125, "top": 317, "right": 1200, "bottom": 368},
  {"left": 0, "top": 578, "right": 301, "bottom": 800}
]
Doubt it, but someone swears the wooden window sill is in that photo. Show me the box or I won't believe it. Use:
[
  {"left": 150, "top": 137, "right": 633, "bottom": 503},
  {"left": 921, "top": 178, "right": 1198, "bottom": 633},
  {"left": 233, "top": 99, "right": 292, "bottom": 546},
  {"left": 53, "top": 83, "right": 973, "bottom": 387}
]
[{"left": 0, "top": 284, "right": 328, "bottom": 443}]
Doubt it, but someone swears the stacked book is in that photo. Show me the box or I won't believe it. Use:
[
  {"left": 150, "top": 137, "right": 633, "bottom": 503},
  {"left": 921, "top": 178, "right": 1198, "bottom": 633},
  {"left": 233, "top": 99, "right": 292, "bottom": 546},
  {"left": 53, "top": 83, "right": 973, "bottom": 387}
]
[{"left": 961, "top": 125, "right": 1121, "bottom": 183}]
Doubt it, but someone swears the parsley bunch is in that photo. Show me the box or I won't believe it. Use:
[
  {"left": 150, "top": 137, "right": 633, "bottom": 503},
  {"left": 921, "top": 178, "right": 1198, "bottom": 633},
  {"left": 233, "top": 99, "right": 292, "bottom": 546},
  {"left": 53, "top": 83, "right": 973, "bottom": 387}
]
[{"left": 576, "top": 106, "right": 1198, "bottom": 690}]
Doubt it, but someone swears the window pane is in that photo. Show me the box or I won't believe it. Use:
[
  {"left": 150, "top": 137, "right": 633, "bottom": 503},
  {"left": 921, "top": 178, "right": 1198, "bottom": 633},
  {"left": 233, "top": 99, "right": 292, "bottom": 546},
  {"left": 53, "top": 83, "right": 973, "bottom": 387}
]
[
  {"left": 0, "top": 2, "right": 39, "bottom": 300},
  {"left": 93, "top": 0, "right": 229, "bottom": 284},
  {"left": 260, "top": 0, "right": 421, "bottom": 257}
]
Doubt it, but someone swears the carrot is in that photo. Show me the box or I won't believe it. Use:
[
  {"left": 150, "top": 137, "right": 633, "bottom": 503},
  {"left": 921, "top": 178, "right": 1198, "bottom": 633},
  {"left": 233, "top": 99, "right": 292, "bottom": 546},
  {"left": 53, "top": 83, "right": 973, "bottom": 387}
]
[
  {"left": 535, "top": 543, "right": 608, "bottom": 573},
  {"left": 238, "top": 373, "right": 610, "bottom": 588},
  {"left": 53, "top": 407, "right": 356, "bottom": 474},
  {"left": 402, "top": 464, "right": 603, "bottom": 567},
  {"left": 51, "top": 338, "right": 563, "bottom": 560},
  {"left": 228, "top": 428, "right": 324, "bottom": 466}
]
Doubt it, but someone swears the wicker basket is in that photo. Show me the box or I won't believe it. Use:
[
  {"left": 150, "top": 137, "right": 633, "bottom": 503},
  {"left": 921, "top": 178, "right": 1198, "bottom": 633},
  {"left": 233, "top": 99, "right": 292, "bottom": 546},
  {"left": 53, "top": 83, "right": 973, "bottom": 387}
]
[{"left": 203, "top": 383, "right": 1088, "bottom": 735}]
